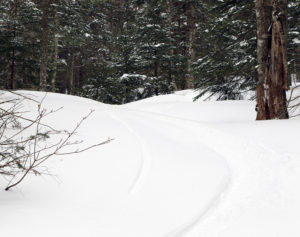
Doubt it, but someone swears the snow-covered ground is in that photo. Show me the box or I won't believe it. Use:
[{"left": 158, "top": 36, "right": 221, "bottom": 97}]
[{"left": 1, "top": 90, "right": 300, "bottom": 237}]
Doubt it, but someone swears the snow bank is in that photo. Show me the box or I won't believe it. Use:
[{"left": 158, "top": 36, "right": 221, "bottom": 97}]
[{"left": 1, "top": 89, "right": 300, "bottom": 237}]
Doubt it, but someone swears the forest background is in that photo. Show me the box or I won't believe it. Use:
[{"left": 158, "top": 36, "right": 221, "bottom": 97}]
[{"left": 0, "top": 0, "right": 299, "bottom": 104}]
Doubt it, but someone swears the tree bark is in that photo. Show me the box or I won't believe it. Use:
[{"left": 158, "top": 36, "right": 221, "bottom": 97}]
[
  {"left": 255, "top": 0, "right": 289, "bottom": 120},
  {"left": 9, "top": 0, "right": 19, "bottom": 90},
  {"left": 10, "top": 43, "right": 16, "bottom": 90},
  {"left": 51, "top": 8, "right": 58, "bottom": 92},
  {"left": 296, "top": 46, "right": 300, "bottom": 82},
  {"left": 39, "top": 0, "right": 50, "bottom": 91},
  {"left": 68, "top": 50, "right": 75, "bottom": 95},
  {"left": 185, "top": 0, "right": 196, "bottom": 89},
  {"left": 166, "top": 0, "right": 176, "bottom": 90}
]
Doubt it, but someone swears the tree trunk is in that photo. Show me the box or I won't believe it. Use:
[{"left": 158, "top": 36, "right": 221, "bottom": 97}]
[
  {"left": 10, "top": 44, "right": 15, "bottom": 90},
  {"left": 39, "top": 0, "right": 50, "bottom": 91},
  {"left": 255, "top": 0, "right": 289, "bottom": 120},
  {"left": 51, "top": 8, "right": 58, "bottom": 92},
  {"left": 167, "top": 0, "right": 176, "bottom": 90},
  {"left": 9, "top": 1, "right": 18, "bottom": 90},
  {"left": 185, "top": 0, "right": 196, "bottom": 89},
  {"left": 68, "top": 51, "right": 75, "bottom": 95},
  {"left": 296, "top": 46, "right": 300, "bottom": 82}
]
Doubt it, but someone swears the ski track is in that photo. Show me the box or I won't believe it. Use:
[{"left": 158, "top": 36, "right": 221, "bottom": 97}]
[
  {"left": 115, "top": 107, "right": 232, "bottom": 237},
  {"left": 119, "top": 106, "right": 288, "bottom": 237},
  {"left": 104, "top": 108, "right": 152, "bottom": 195},
  {"left": 164, "top": 176, "right": 230, "bottom": 237},
  {"left": 106, "top": 105, "right": 232, "bottom": 237}
]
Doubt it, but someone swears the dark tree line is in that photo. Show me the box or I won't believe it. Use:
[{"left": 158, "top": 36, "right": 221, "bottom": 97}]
[{"left": 0, "top": 0, "right": 299, "bottom": 108}]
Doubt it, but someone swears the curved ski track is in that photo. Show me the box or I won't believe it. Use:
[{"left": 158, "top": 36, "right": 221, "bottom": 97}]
[
  {"left": 104, "top": 109, "right": 152, "bottom": 195},
  {"left": 118, "top": 106, "right": 287, "bottom": 237},
  {"left": 113, "top": 106, "right": 232, "bottom": 236}
]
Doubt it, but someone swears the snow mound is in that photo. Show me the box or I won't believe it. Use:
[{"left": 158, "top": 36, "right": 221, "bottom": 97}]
[{"left": 1, "top": 90, "right": 300, "bottom": 237}]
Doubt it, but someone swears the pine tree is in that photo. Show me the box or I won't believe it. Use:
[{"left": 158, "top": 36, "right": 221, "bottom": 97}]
[
  {"left": 0, "top": 0, "right": 41, "bottom": 89},
  {"left": 193, "top": 0, "right": 257, "bottom": 100},
  {"left": 133, "top": 0, "right": 173, "bottom": 95},
  {"left": 288, "top": 0, "right": 300, "bottom": 82}
]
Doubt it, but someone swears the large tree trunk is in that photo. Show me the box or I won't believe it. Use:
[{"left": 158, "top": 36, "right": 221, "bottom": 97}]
[
  {"left": 255, "top": 0, "right": 289, "bottom": 120},
  {"left": 39, "top": 0, "right": 50, "bottom": 91}
]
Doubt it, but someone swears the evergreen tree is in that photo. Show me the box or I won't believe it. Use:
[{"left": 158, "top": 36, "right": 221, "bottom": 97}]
[
  {"left": 193, "top": 0, "right": 257, "bottom": 100},
  {"left": 0, "top": 0, "right": 41, "bottom": 89},
  {"left": 133, "top": 0, "right": 173, "bottom": 95},
  {"left": 288, "top": 0, "right": 300, "bottom": 82}
]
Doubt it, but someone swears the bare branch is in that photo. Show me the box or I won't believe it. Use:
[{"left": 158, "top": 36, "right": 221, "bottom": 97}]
[{"left": 1, "top": 93, "right": 112, "bottom": 191}]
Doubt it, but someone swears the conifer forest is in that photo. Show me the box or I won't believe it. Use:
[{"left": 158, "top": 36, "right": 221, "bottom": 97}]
[{"left": 0, "top": 0, "right": 299, "bottom": 104}]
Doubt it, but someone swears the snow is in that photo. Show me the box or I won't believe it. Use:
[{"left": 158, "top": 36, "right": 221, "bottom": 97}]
[
  {"left": 292, "top": 38, "right": 300, "bottom": 44},
  {"left": 1, "top": 89, "right": 300, "bottom": 237},
  {"left": 120, "top": 73, "right": 147, "bottom": 81}
]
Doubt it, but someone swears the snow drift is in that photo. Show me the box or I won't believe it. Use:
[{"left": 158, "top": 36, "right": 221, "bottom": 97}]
[{"left": 1, "top": 89, "right": 300, "bottom": 237}]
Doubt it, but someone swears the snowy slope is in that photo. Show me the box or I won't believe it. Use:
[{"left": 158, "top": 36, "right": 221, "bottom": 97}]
[{"left": 1, "top": 90, "right": 300, "bottom": 237}]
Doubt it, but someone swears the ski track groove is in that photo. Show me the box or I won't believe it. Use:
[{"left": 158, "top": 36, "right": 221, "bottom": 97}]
[
  {"left": 104, "top": 108, "right": 152, "bottom": 195},
  {"left": 117, "top": 107, "right": 233, "bottom": 237},
  {"left": 106, "top": 106, "right": 233, "bottom": 237},
  {"left": 119, "top": 106, "right": 287, "bottom": 237}
]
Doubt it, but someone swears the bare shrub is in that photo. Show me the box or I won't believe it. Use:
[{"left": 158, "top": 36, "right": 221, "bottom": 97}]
[{"left": 0, "top": 91, "right": 112, "bottom": 191}]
